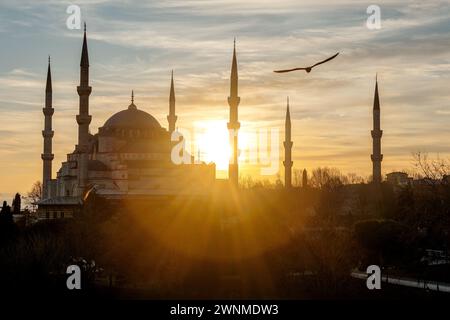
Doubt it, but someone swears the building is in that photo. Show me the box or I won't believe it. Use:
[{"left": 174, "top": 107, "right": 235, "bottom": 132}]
[
  {"left": 37, "top": 26, "right": 228, "bottom": 219},
  {"left": 386, "top": 172, "right": 411, "bottom": 186}
]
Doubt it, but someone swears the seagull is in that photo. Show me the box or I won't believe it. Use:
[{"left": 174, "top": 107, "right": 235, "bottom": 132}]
[{"left": 274, "top": 52, "right": 339, "bottom": 73}]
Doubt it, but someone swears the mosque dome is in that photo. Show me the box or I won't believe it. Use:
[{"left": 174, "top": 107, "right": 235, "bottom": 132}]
[
  {"left": 103, "top": 102, "right": 161, "bottom": 130},
  {"left": 103, "top": 91, "right": 161, "bottom": 131}
]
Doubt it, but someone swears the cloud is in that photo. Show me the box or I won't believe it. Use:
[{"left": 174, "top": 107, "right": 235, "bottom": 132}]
[{"left": 0, "top": 0, "right": 449, "bottom": 198}]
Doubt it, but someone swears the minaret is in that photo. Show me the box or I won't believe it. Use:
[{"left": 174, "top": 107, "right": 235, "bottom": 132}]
[
  {"left": 76, "top": 23, "right": 92, "bottom": 196},
  {"left": 167, "top": 70, "right": 177, "bottom": 135},
  {"left": 283, "top": 97, "right": 293, "bottom": 188},
  {"left": 227, "top": 38, "right": 240, "bottom": 187},
  {"left": 41, "top": 56, "right": 54, "bottom": 199},
  {"left": 371, "top": 75, "right": 383, "bottom": 185}
]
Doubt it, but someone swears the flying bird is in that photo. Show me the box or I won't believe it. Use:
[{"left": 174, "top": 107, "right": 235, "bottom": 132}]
[{"left": 274, "top": 52, "right": 339, "bottom": 73}]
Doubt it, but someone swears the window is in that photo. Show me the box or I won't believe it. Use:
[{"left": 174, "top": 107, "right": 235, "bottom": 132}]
[{"left": 61, "top": 212, "right": 65, "bottom": 218}]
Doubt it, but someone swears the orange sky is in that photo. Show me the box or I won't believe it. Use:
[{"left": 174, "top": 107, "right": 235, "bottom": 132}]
[{"left": 1, "top": 0, "right": 449, "bottom": 200}]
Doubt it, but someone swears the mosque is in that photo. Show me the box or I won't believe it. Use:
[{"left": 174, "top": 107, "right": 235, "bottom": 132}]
[
  {"left": 36, "top": 26, "right": 383, "bottom": 220},
  {"left": 36, "top": 26, "right": 243, "bottom": 219}
]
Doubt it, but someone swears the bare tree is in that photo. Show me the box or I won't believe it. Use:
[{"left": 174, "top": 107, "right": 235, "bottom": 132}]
[
  {"left": 25, "top": 181, "right": 42, "bottom": 211},
  {"left": 239, "top": 175, "right": 280, "bottom": 189},
  {"left": 346, "top": 173, "right": 365, "bottom": 185},
  {"left": 412, "top": 152, "right": 450, "bottom": 184},
  {"left": 310, "top": 167, "right": 348, "bottom": 189},
  {"left": 293, "top": 169, "right": 302, "bottom": 187},
  {"left": 240, "top": 175, "right": 255, "bottom": 189}
]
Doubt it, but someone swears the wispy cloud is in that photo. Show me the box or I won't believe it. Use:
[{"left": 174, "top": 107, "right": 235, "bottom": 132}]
[{"left": 0, "top": 0, "right": 449, "bottom": 198}]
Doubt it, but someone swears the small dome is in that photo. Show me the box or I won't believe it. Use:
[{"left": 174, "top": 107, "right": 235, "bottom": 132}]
[{"left": 103, "top": 103, "right": 161, "bottom": 130}]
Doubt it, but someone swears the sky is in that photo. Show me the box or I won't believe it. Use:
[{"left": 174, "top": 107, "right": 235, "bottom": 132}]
[{"left": 0, "top": 0, "right": 449, "bottom": 200}]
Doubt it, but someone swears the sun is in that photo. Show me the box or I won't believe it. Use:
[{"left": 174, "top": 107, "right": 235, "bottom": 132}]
[
  {"left": 194, "top": 121, "right": 250, "bottom": 172},
  {"left": 194, "top": 121, "right": 230, "bottom": 170}
]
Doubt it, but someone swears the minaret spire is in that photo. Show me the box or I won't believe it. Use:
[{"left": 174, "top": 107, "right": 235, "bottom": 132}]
[
  {"left": 373, "top": 74, "right": 380, "bottom": 110},
  {"left": 283, "top": 96, "right": 293, "bottom": 189},
  {"left": 80, "top": 23, "right": 89, "bottom": 68},
  {"left": 76, "top": 24, "right": 92, "bottom": 196},
  {"left": 227, "top": 38, "right": 241, "bottom": 187},
  {"left": 42, "top": 57, "right": 55, "bottom": 199},
  {"left": 46, "top": 56, "right": 52, "bottom": 92},
  {"left": 286, "top": 97, "right": 290, "bottom": 123},
  {"left": 371, "top": 75, "right": 383, "bottom": 185},
  {"left": 229, "top": 38, "right": 239, "bottom": 99},
  {"left": 167, "top": 70, "right": 177, "bottom": 134}
]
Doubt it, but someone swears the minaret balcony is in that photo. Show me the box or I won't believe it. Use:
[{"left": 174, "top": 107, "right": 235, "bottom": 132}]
[
  {"left": 371, "top": 130, "right": 383, "bottom": 138},
  {"left": 167, "top": 114, "right": 178, "bottom": 122},
  {"left": 42, "top": 107, "right": 54, "bottom": 116},
  {"left": 77, "top": 86, "right": 92, "bottom": 96},
  {"left": 283, "top": 141, "right": 293, "bottom": 148},
  {"left": 228, "top": 96, "right": 241, "bottom": 107},
  {"left": 227, "top": 122, "right": 241, "bottom": 130},
  {"left": 41, "top": 153, "right": 54, "bottom": 161},
  {"left": 371, "top": 154, "right": 383, "bottom": 161},
  {"left": 76, "top": 114, "right": 92, "bottom": 125},
  {"left": 283, "top": 160, "right": 293, "bottom": 167},
  {"left": 42, "top": 130, "right": 54, "bottom": 138}
]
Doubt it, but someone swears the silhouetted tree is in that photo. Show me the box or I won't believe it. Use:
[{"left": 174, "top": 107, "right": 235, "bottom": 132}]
[
  {"left": 354, "top": 219, "right": 414, "bottom": 267},
  {"left": 412, "top": 152, "right": 450, "bottom": 184},
  {"left": 346, "top": 173, "right": 365, "bottom": 185},
  {"left": 293, "top": 169, "right": 302, "bottom": 187},
  {"left": 0, "top": 201, "right": 12, "bottom": 222},
  {"left": 0, "top": 201, "right": 15, "bottom": 242},
  {"left": 26, "top": 181, "right": 42, "bottom": 211},
  {"left": 310, "top": 168, "right": 346, "bottom": 220},
  {"left": 12, "top": 193, "right": 21, "bottom": 215},
  {"left": 310, "top": 167, "right": 347, "bottom": 189},
  {"left": 302, "top": 169, "right": 308, "bottom": 188}
]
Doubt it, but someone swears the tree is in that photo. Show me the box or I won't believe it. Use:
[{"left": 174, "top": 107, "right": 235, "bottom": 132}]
[
  {"left": 412, "top": 152, "right": 450, "bottom": 184},
  {"left": 293, "top": 169, "right": 302, "bottom": 187},
  {"left": 310, "top": 167, "right": 347, "bottom": 189},
  {"left": 0, "top": 201, "right": 14, "bottom": 238},
  {"left": 25, "top": 181, "right": 42, "bottom": 211},
  {"left": 309, "top": 168, "right": 347, "bottom": 221},
  {"left": 346, "top": 173, "right": 365, "bottom": 185},
  {"left": 302, "top": 169, "right": 308, "bottom": 188},
  {"left": 11, "top": 193, "right": 21, "bottom": 215},
  {"left": 354, "top": 219, "right": 413, "bottom": 267},
  {"left": 0, "top": 201, "right": 11, "bottom": 216}
]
